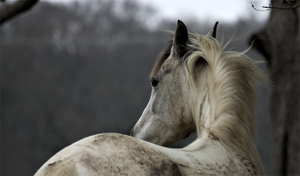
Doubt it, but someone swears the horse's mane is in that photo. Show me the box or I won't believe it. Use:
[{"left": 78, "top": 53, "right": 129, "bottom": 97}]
[{"left": 151, "top": 33, "right": 267, "bottom": 175}]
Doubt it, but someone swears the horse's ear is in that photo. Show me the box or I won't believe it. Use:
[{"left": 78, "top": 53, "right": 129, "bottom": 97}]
[
  {"left": 208, "top": 21, "right": 219, "bottom": 38},
  {"left": 173, "top": 20, "right": 188, "bottom": 57}
]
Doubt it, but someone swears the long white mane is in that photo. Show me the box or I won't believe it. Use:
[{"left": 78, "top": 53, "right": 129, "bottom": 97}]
[{"left": 183, "top": 33, "right": 267, "bottom": 175}]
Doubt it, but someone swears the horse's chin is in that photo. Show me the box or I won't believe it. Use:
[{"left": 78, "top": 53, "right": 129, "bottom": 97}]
[
  {"left": 131, "top": 126, "right": 196, "bottom": 147},
  {"left": 132, "top": 133, "right": 172, "bottom": 147},
  {"left": 155, "top": 139, "right": 174, "bottom": 147}
]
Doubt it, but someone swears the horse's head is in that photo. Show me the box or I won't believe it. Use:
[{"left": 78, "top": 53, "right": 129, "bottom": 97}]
[{"left": 131, "top": 20, "right": 219, "bottom": 146}]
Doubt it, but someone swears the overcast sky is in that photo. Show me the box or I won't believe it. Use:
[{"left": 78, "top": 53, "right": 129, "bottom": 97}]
[
  {"left": 43, "top": 0, "right": 270, "bottom": 24},
  {"left": 139, "top": 0, "right": 270, "bottom": 22}
]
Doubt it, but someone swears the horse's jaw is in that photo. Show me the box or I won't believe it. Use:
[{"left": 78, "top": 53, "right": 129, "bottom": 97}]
[{"left": 131, "top": 119, "right": 182, "bottom": 147}]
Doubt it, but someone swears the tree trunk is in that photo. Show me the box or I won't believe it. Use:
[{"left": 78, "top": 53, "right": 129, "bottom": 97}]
[{"left": 251, "top": 0, "right": 300, "bottom": 175}]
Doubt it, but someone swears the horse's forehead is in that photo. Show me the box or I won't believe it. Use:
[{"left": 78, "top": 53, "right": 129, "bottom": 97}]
[
  {"left": 163, "top": 57, "right": 174, "bottom": 65},
  {"left": 161, "top": 57, "right": 177, "bottom": 70},
  {"left": 159, "top": 59, "right": 172, "bottom": 73}
]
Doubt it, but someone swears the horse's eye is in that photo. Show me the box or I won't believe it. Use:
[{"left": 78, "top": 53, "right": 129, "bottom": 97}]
[{"left": 150, "top": 77, "right": 159, "bottom": 87}]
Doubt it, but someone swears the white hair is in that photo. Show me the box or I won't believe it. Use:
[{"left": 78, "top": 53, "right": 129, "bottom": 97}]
[{"left": 183, "top": 33, "right": 268, "bottom": 175}]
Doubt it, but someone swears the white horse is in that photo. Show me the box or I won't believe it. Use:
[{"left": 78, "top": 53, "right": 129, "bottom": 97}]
[{"left": 35, "top": 20, "right": 267, "bottom": 176}]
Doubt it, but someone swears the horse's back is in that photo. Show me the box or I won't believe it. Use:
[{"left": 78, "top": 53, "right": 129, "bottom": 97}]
[
  {"left": 35, "top": 133, "right": 182, "bottom": 176},
  {"left": 35, "top": 133, "right": 258, "bottom": 176}
]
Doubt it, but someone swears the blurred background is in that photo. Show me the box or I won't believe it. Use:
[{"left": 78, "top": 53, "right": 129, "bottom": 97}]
[{"left": 1, "top": 0, "right": 273, "bottom": 175}]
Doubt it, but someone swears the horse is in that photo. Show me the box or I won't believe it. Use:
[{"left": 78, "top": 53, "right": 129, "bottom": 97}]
[{"left": 35, "top": 20, "right": 267, "bottom": 176}]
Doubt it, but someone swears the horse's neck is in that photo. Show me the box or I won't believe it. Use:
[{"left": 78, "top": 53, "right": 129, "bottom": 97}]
[
  {"left": 190, "top": 74, "right": 265, "bottom": 175},
  {"left": 191, "top": 84, "right": 213, "bottom": 137}
]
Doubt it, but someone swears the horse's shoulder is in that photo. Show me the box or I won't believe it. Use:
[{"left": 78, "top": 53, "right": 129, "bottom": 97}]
[
  {"left": 35, "top": 133, "right": 182, "bottom": 176},
  {"left": 210, "top": 147, "right": 258, "bottom": 175},
  {"left": 233, "top": 153, "right": 258, "bottom": 175},
  {"left": 171, "top": 139, "right": 258, "bottom": 175}
]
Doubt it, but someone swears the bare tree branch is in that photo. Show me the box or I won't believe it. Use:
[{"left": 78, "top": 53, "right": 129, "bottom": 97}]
[
  {"left": 252, "top": 3, "right": 300, "bottom": 11},
  {"left": 0, "top": 0, "right": 40, "bottom": 25}
]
